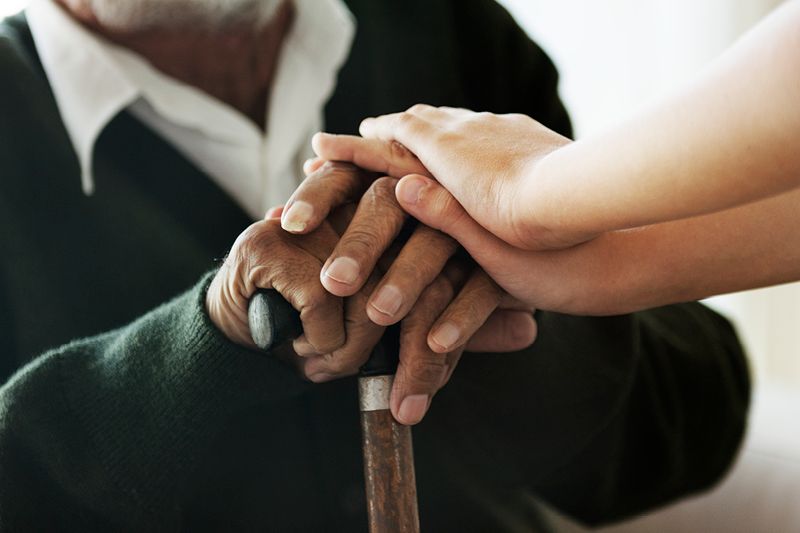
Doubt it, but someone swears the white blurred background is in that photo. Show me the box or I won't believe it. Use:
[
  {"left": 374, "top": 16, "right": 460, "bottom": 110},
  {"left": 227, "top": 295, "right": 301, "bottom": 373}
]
[{"left": 2, "top": 0, "right": 26, "bottom": 18}]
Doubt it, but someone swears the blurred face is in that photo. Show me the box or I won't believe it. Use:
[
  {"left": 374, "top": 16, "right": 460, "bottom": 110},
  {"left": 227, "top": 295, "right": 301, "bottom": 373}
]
[{"left": 86, "top": 0, "right": 283, "bottom": 31}]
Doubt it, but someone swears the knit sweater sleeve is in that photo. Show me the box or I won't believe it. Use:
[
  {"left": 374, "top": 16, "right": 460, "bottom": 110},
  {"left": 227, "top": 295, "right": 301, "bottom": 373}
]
[
  {"left": 0, "top": 272, "right": 309, "bottom": 531},
  {"left": 535, "top": 304, "right": 750, "bottom": 524}
]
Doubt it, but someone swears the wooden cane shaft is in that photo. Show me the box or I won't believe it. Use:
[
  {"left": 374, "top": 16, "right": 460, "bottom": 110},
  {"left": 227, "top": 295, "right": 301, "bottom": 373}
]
[
  {"left": 359, "top": 375, "right": 419, "bottom": 533},
  {"left": 250, "top": 292, "right": 419, "bottom": 530},
  {"left": 360, "top": 409, "right": 419, "bottom": 533}
]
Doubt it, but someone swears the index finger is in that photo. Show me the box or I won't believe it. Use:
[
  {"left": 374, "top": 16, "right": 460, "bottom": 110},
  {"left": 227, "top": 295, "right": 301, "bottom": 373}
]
[
  {"left": 358, "top": 104, "right": 449, "bottom": 154},
  {"left": 312, "top": 133, "right": 431, "bottom": 179},
  {"left": 320, "top": 177, "right": 406, "bottom": 297}
]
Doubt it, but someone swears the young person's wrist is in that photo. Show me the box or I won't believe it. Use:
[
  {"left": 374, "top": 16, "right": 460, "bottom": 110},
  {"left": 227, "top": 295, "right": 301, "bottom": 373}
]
[{"left": 518, "top": 145, "right": 600, "bottom": 250}]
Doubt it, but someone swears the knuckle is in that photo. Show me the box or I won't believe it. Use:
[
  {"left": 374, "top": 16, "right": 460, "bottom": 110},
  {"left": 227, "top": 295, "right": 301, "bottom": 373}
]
[
  {"left": 316, "top": 161, "right": 361, "bottom": 186},
  {"left": 401, "top": 278, "right": 453, "bottom": 330},
  {"left": 396, "top": 112, "right": 414, "bottom": 125},
  {"left": 238, "top": 220, "right": 275, "bottom": 247},
  {"left": 448, "top": 299, "right": 488, "bottom": 330},
  {"left": 235, "top": 221, "right": 281, "bottom": 262},
  {"left": 295, "top": 285, "right": 334, "bottom": 316},
  {"left": 407, "top": 256, "right": 447, "bottom": 287},
  {"left": 396, "top": 112, "right": 422, "bottom": 134},
  {"left": 342, "top": 226, "right": 382, "bottom": 260},
  {"left": 471, "top": 272, "right": 504, "bottom": 301},
  {"left": 407, "top": 103, "right": 431, "bottom": 115},
  {"left": 469, "top": 111, "right": 498, "bottom": 128},
  {"left": 321, "top": 353, "right": 357, "bottom": 374},
  {"left": 389, "top": 258, "right": 434, "bottom": 289},
  {"left": 369, "top": 176, "right": 400, "bottom": 203},
  {"left": 423, "top": 277, "right": 455, "bottom": 307},
  {"left": 417, "top": 225, "right": 458, "bottom": 254},
  {"left": 320, "top": 160, "right": 356, "bottom": 174},
  {"left": 327, "top": 166, "right": 365, "bottom": 193},
  {"left": 349, "top": 181, "right": 404, "bottom": 235},
  {"left": 320, "top": 338, "right": 347, "bottom": 356},
  {"left": 456, "top": 280, "right": 502, "bottom": 320},
  {"left": 407, "top": 357, "right": 447, "bottom": 387}
]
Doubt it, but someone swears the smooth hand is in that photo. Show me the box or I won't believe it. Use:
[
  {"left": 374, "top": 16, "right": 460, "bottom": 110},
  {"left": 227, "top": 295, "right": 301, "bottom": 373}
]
[{"left": 312, "top": 105, "right": 592, "bottom": 250}]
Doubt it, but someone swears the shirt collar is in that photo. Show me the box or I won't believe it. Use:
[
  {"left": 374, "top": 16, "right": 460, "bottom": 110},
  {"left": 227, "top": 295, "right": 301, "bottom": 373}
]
[
  {"left": 262, "top": 0, "right": 355, "bottom": 204},
  {"left": 27, "top": 0, "right": 139, "bottom": 195},
  {"left": 26, "top": 0, "right": 355, "bottom": 216}
]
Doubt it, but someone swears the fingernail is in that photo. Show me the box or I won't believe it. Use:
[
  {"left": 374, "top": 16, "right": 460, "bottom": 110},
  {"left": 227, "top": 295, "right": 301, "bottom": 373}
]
[
  {"left": 324, "top": 257, "right": 360, "bottom": 285},
  {"left": 282, "top": 201, "right": 313, "bottom": 233},
  {"left": 397, "top": 177, "right": 426, "bottom": 206},
  {"left": 431, "top": 322, "right": 461, "bottom": 350},
  {"left": 398, "top": 394, "right": 429, "bottom": 425},
  {"left": 370, "top": 285, "right": 403, "bottom": 317}
]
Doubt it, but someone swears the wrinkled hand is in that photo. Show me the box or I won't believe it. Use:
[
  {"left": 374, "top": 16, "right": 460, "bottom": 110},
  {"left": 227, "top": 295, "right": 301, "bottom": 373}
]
[
  {"left": 313, "top": 105, "right": 595, "bottom": 250},
  {"left": 279, "top": 161, "right": 538, "bottom": 424},
  {"left": 206, "top": 213, "right": 386, "bottom": 383}
]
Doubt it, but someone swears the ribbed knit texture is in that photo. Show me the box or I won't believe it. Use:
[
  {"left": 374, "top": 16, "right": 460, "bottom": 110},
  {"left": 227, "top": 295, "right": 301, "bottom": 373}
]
[{"left": 0, "top": 2, "right": 749, "bottom": 531}]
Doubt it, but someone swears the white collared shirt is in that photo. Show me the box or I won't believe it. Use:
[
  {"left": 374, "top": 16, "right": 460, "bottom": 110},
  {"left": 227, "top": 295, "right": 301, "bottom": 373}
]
[{"left": 26, "top": 0, "right": 355, "bottom": 220}]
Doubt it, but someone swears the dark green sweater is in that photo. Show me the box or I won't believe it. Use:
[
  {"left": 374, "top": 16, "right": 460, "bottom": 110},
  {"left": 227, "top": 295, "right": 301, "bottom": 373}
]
[{"left": 0, "top": 2, "right": 749, "bottom": 531}]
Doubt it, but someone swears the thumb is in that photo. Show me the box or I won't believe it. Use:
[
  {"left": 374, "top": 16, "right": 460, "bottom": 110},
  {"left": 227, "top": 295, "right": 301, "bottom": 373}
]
[{"left": 395, "top": 175, "right": 510, "bottom": 271}]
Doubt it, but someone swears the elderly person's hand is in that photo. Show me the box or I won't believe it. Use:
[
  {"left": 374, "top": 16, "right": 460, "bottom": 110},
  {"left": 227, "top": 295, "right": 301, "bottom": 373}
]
[
  {"left": 207, "top": 163, "right": 537, "bottom": 426},
  {"left": 276, "top": 161, "right": 537, "bottom": 423},
  {"left": 206, "top": 212, "right": 386, "bottom": 383}
]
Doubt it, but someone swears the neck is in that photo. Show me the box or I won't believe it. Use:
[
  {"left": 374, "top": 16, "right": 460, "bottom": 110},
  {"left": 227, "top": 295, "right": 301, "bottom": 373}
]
[{"left": 57, "top": 1, "right": 294, "bottom": 130}]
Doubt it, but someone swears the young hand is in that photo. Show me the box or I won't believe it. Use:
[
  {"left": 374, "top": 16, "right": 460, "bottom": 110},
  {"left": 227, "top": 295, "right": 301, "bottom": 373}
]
[{"left": 313, "top": 106, "right": 594, "bottom": 250}]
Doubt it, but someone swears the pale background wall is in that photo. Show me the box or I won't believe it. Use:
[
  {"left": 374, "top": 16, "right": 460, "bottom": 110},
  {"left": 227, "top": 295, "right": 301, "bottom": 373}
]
[
  {"left": 2, "top": 0, "right": 798, "bottom": 385},
  {"left": 2, "top": 1, "right": 26, "bottom": 17}
]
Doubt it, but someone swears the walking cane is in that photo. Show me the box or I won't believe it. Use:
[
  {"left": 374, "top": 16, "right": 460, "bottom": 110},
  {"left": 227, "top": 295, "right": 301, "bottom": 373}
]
[{"left": 249, "top": 290, "right": 421, "bottom": 533}]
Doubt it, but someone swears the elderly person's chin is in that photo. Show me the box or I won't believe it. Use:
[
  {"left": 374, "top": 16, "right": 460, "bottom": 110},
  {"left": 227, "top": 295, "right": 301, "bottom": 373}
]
[{"left": 84, "top": 0, "right": 284, "bottom": 31}]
